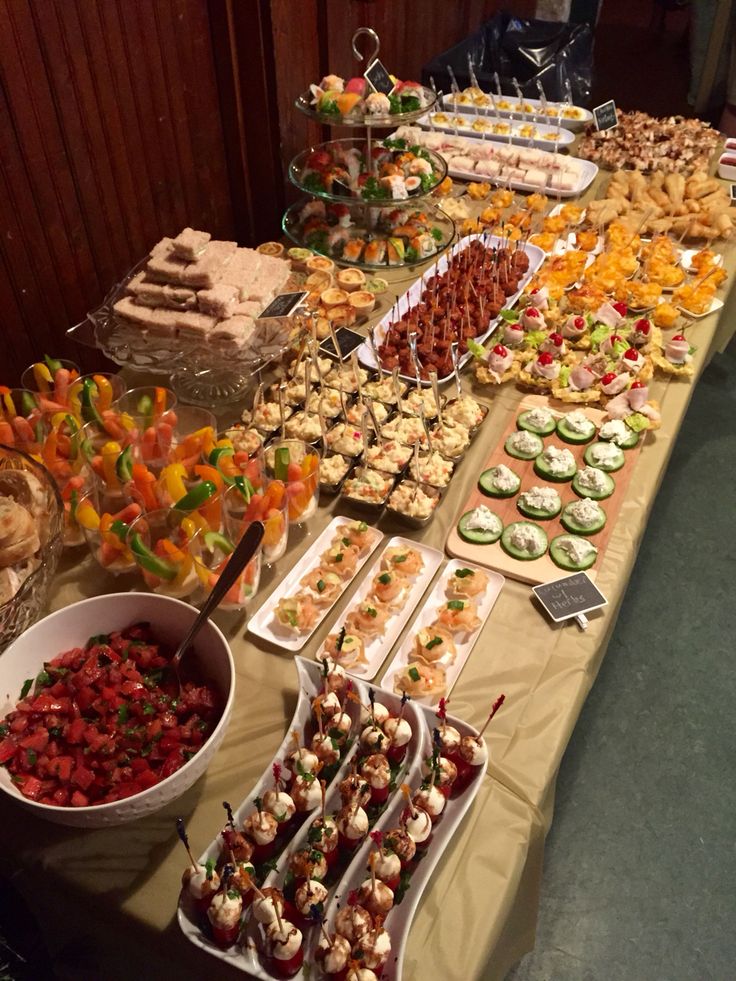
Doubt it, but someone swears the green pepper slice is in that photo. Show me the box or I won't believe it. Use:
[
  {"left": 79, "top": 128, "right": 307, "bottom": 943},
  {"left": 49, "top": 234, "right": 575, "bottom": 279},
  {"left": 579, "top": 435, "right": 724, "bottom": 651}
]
[
  {"left": 44, "top": 355, "right": 63, "bottom": 375},
  {"left": 81, "top": 377, "right": 103, "bottom": 425},
  {"left": 129, "top": 533, "right": 178, "bottom": 581},
  {"left": 273, "top": 446, "right": 290, "bottom": 482},
  {"left": 174, "top": 480, "right": 218, "bottom": 512},
  {"left": 204, "top": 530, "right": 234, "bottom": 554},
  {"left": 115, "top": 444, "right": 133, "bottom": 482}
]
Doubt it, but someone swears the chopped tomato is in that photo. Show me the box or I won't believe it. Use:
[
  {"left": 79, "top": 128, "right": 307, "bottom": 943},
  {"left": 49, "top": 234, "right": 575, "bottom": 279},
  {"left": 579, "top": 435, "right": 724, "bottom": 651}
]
[{"left": 0, "top": 623, "right": 221, "bottom": 809}]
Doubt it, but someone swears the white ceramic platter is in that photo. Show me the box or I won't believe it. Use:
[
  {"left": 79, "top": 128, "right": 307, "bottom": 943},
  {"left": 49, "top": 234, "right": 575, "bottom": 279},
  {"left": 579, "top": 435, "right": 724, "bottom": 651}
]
[
  {"left": 419, "top": 109, "right": 575, "bottom": 150},
  {"left": 322, "top": 536, "right": 445, "bottom": 680},
  {"left": 357, "top": 233, "right": 545, "bottom": 386},
  {"left": 176, "top": 657, "right": 363, "bottom": 976},
  {"left": 441, "top": 92, "right": 593, "bottom": 131},
  {"left": 248, "top": 517, "right": 383, "bottom": 652},
  {"left": 243, "top": 662, "right": 425, "bottom": 979},
  {"left": 380, "top": 560, "right": 505, "bottom": 707},
  {"left": 321, "top": 699, "right": 487, "bottom": 980}
]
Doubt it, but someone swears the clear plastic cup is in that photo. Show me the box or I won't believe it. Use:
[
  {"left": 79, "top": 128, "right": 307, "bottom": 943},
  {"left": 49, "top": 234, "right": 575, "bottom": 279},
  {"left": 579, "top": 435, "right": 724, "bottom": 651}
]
[
  {"left": 223, "top": 478, "right": 289, "bottom": 564},
  {"left": 263, "top": 439, "right": 320, "bottom": 525},
  {"left": 75, "top": 487, "right": 142, "bottom": 574},
  {"left": 193, "top": 524, "right": 262, "bottom": 612},
  {"left": 127, "top": 508, "right": 201, "bottom": 598}
]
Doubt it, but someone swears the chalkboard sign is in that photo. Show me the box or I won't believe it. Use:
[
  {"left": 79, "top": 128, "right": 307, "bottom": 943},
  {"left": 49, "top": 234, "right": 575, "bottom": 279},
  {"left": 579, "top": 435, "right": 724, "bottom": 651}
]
[
  {"left": 320, "top": 326, "right": 366, "bottom": 360},
  {"left": 532, "top": 571, "right": 607, "bottom": 623},
  {"left": 730, "top": 184, "right": 736, "bottom": 205},
  {"left": 593, "top": 100, "right": 618, "bottom": 132},
  {"left": 258, "top": 291, "right": 308, "bottom": 320},
  {"left": 364, "top": 58, "right": 395, "bottom": 97},
  {"left": 331, "top": 178, "right": 354, "bottom": 198}
]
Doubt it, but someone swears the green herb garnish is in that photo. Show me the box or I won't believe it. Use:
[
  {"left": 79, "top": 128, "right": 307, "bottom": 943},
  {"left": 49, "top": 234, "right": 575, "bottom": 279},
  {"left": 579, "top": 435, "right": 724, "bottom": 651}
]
[
  {"left": 19, "top": 678, "right": 33, "bottom": 700},
  {"left": 117, "top": 704, "right": 129, "bottom": 724},
  {"left": 447, "top": 600, "right": 465, "bottom": 611},
  {"left": 316, "top": 579, "right": 326, "bottom": 593},
  {"left": 455, "top": 568, "right": 474, "bottom": 579},
  {"left": 408, "top": 666, "right": 421, "bottom": 682},
  {"left": 143, "top": 703, "right": 155, "bottom": 716},
  {"left": 425, "top": 636, "right": 442, "bottom": 650},
  {"left": 365, "top": 606, "right": 378, "bottom": 618},
  {"left": 378, "top": 572, "right": 391, "bottom": 585},
  {"left": 26, "top": 750, "right": 37, "bottom": 766},
  {"left": 35, "top": 669, "right": 51, "bottom": 689}
]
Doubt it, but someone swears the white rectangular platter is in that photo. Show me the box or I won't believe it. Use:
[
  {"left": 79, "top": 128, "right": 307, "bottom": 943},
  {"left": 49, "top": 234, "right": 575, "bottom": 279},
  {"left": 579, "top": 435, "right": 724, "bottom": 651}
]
[
  {"left": 441, "top": 92, "right": 593, "bottom": 130},
  {"left": 389, "top": 127, "right": 599, "bottom": 198},
  {"left": 380, "top": 559, "right": 505, "bottom": 707},
  {"left": 418, "top": 109, "right": 576, "bottom": 150},
  {"left": 323, "top": 535, "right": 445, "bottom": 680},
  {"left": 357, "top": 233, "right": 545, "bottom": 386},
  {"left": 247, "top": 516, "right": 383, "bottom": 652}
]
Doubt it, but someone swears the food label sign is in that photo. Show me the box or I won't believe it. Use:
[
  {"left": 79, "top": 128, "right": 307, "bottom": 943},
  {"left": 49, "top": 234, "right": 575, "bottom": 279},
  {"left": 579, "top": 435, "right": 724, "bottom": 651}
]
[
  {"left": 730, "top": 184, "right": 736, "bottom": 205},
  {"left": 532, "top": 572, "right": 607, "bottom": 623},
  {"left": 258, "top": 291, "right": 309, "bottom": 320},
  {"left": 593, "top": 99, "right": 618, "bottom": 132},
  {"left": 320, "top": 326, "right": 366, "bottom": 359},
  {"left": 364, "top": 58, "right": 395, "bottom": 96}
]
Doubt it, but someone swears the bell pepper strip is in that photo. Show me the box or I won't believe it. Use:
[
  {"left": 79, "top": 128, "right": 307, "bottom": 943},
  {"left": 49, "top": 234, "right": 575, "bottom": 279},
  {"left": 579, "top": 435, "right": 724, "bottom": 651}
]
[
  {"left": 137, "top": 394, "right": 154, "bottom": 424},
  {"left": 153, "top": 387, "right": 167, "bottom": 419},
  {"left": 115, "top": 444, "right": 133, "bottom": 482},
  {"left": 43, "top": 354, "right": 63, "bottom": 375},
  {"left": 33, "top": 362, "right": 54, "bottom": 392},
  {"left": 100, "top": 441, "right": 122, "bottom": 488},
  {"left": 0, "top": 388, "right": 15, "bottom": 417},
  {"left": 80, "top": 377, "right": 103, "bottom": 425},
  {"left": 160, "top": 463, "right": 189, "bottom": 505},
  {"left": 129, "top": 533, "right": 178, "bottom": 581},
  {"left": 193, "top": 464, "right": 224, "bottom": 491},
  {"left": 233, "top": 475, "right": 255, "bottom": 502},
  {"left": 75, "top": 498, "right": 100, "bottom": 531},
  {"left": 21, "top": 391, "right": 38, "bottom": 417},
  {"left": 92, "top": 375, "right": 113, "bottom": 412},
  {"left": 273, "top": 446, "right": 290, "bottom": 481},
  {"left": 0, "top": 420, "right": 15, "bottom": 445},
  {"left": 204, "top": 530, "right": 234, "bottom": 554},
  {"left": 174, "top": 480, "right": 218, "bottom": 512}
]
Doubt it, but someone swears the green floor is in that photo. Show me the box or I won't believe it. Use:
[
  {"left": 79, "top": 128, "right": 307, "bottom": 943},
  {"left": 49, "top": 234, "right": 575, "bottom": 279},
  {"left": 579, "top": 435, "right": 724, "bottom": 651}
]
[{"left": 506, "top": 341, "right": 736, "bottom": 981}]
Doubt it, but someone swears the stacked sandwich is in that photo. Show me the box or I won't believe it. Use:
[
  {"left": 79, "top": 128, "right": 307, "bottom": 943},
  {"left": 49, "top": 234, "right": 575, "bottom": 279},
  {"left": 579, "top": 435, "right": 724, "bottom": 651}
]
[{"left": 113, "top": 228, "right": 293, "bottom": 355}]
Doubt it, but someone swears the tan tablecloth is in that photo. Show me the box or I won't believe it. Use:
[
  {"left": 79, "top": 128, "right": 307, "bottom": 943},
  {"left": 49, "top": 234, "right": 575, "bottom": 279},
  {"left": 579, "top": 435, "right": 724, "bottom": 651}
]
[{"left": 1, "top": 167, "right": 734, "bottom": 981}]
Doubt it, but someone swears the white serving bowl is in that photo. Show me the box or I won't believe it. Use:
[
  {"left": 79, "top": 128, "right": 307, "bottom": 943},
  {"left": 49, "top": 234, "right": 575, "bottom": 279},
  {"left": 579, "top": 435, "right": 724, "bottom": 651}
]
[{"left": 0, "top": 592, "right": 234, "bottom": 828}]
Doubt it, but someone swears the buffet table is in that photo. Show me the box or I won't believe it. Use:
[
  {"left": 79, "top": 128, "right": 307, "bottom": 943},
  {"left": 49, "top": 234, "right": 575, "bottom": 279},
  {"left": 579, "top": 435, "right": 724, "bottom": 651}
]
[{"left": 1, "top": 164, "right": 734, "bottom": 981}]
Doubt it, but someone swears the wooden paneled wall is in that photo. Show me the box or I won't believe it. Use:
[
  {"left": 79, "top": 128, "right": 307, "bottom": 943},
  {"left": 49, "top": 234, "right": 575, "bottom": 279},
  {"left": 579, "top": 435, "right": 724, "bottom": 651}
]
[
  {"left": 0, "top": 0, "right": 532, "bottom": 382},
  {"left": 0, "top": 0, "right": 238, "bottom": 382}
]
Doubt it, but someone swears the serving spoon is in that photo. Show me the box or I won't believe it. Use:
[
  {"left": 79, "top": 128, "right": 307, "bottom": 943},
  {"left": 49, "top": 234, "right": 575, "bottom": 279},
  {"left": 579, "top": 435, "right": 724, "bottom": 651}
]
[{"left": 165, "top": 521, "right": 264, "bottom": 695}]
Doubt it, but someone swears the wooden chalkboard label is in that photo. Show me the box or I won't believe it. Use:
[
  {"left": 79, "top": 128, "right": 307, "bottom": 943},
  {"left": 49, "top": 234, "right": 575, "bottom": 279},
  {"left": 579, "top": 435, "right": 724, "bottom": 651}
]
[
  {"left": 364, "top": 58, "right": 395, "bottom": 97},
  {"left": 730, "top": 183, "right": 736, "bottom": 204},
  {"left": 331, "top": 178, "right": 354, "bottom": 197},
  {"left": 320, "top": 326, "right": 366, "bottom": 360},
  {"left": 593, "top": 100, "right": 618, "bottom": 132},
  {"left": 258, "top": 291, "right": 308, "bottom": 320},
  {"left": 532, "top": 571, "right": 607, "bottom": 623}
]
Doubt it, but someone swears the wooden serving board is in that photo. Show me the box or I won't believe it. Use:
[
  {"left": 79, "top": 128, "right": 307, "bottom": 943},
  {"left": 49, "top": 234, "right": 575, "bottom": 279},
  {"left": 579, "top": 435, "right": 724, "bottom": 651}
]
[{"left": 445, "top": 394, "right": 646, "bottom": 585}]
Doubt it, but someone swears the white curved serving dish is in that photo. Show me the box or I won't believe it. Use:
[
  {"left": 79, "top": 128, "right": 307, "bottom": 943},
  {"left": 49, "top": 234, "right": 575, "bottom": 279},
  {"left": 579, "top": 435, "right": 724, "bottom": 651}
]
[{"left": 0, "top": 593, "right": 234, "bottom": 828}]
